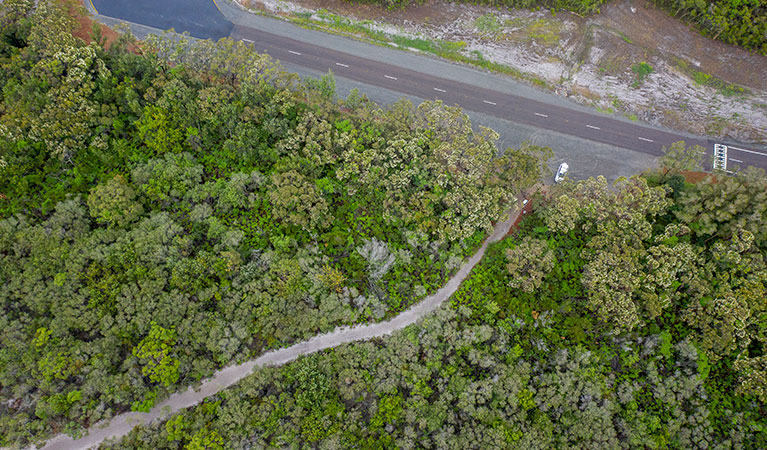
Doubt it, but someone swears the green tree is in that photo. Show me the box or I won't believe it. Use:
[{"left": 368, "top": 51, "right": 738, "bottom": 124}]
[
  {"left": 658, "top": 140, "right": 706, "bottom": 177},
  {"left": 674, "top": 168, "right": 767, "bottom": 242},
  {"left": 131, "top": 152, "right": 204, "bottom": 204},
  {"left": 136, "top": 106, "right": 185, "bottom": 156},
  {"left": 734, "top": 355, "right": 767, "bottom": 403},
  {"left": 268, "top": 169, "right": 329, "bottom": 231},
  {"left": 185, "top": 429, "right": 224, "bottom": 450},
  {"left": 505, "top": 237, "right": 555, "bottom": 293},
  {"left": 87, "top": 175, "right": 144, "bottom": 227},
  {"left": 132, "top": 322, "right": 180, "bottom": 387},
  {"left": 304, "top": 70, "right": 336, "bottom": 104}
]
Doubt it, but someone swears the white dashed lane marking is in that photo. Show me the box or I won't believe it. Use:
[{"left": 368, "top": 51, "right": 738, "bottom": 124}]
[
  {"left": 335, "top": 62, "right": 349, "bottom": 68},
  {"left": 483, "top": 100, "right": 497, "bottom": 105},
  {"left": 728, "top": 145, "right": 767, "bottom": 157},
  {"left": 586, "top": 125, "right": 601, "bottom": 130},
  {"left": 384, "top": 75, "right": 397, "bottom": 80},
  {"left": 434, "top": 88, "right": 447, "bottom": 93},
  {"left": 729, "top": 158, "right": 743, "bottom": 163},
  {"left": 242, "top": 38, "right": 253, "bottom": 43},
  {"left": 534, "top": 113, "right": 548, "bottom": 118},
  {"left": 638, "top": 137, "right": 654, "bottom": 142},
  {"left": 288, "top": 50, "right": 302, "bottom": 55}
]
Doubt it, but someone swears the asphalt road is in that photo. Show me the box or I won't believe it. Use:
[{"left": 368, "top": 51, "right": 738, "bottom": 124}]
[
  {"left": 88, "top": 0, "right": 767, "bottom": 171},
  {"left": 91, "top": 0, "right": 233, "bottom": 39}
]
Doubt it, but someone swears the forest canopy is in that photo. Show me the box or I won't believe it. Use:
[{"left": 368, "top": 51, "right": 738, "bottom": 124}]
[
  {"left": 110, "top": 157, "right": 767, "bottom": 450},
  {"left": 0, "top": 0, "right": 547, "bottom": 446}
]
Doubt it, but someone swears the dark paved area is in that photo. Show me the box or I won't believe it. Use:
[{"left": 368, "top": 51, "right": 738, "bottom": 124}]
[{"left": 92, "top": 0, "right": 233, "bottom": 39}]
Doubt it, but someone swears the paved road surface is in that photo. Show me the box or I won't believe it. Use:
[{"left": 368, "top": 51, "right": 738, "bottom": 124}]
[
  {"left": 88, "top": 0, "right": 767, "bottom": 171},
  {"left": 35, "top": 202, "right": 523, "bottom": 450},
  {"left": 92, "top": 0, "right": 233, "bottom": 39},
  {"left": 229, "top": 24, "right": 747, "bottom": 165}
]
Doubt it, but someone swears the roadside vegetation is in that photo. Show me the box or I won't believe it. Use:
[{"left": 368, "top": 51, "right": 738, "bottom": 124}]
[
  {"left": 0, "top": 1, "right": 548, "bottom": 446},
  {"left": 283, "top": 8, "right": 553, "bottom": 89},
  {"left": 110, "top": 143, "right": 767, "bottom": 449},
  {"left": 631, "top": 61, "right": 653, "bottom": 87},
  {"left": 650, "top": 0, "right": 767, "bottom": 53},
  {"left": 346, "top": 0, "right": 767, "bottom": 53},
  {"left": 358, "top": 0, "right": 608, "bottom": 14}
]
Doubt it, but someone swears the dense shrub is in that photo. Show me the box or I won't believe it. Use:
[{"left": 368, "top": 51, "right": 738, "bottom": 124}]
[
  {"left": 0, "top": 1, "right": 548, "bottom": 446},
  {"left": 108, "top": 148, "right": 766, "bottom": 449},
  {"left": 652, "top": 0, "right": 767, "bottom": 53}
]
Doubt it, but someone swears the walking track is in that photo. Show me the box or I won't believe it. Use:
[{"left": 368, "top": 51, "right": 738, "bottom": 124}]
[{"left": 35, "top": 204, "right": 523, "bottom": 450}]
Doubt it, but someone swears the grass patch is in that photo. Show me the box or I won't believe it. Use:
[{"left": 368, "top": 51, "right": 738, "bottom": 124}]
[
  {"left": 704, "top": 116, "right": 728, "bottom": 136},
  {"left": 632, "top": 62, "right": 653, "bottom": 79},
  {"left": 504, "top": 17, "right": 527, "bottom": 28},
  {"left": 439, "top": 40, "right": 468, "bottom": 53},
  {"left": 475, "top": 13, "right": 502, "bottom": 36},
  {"left": 617, "top": 31, "right": 632, "bottom": 44},
  {"left": 676, "top": 60, "right": 749, "bottom": 97},
  {"left": 527, "top": 19, "right": 561, "bottom": 46},
  {"left": 464, "top": 50, "right": 551, "bottom": 89},
  {"left": 252, "top": 6, "right": 554, "bottom": 91},
  {"left": 631, "top": 61, "right": 653, "bottom": 87},
  {"left": 391, "top": 34, "right": 437, "bottom": 52},
  {"left": 608, "top": 95, "right": 639, "bottom": 121},
  {"left": 596, "top": 56, "right": 624, "bottom": 76},
  {"left": 595, "top": 104, "right": 615, "bottom": 114},
  {"left": 692, "top": 71, "right": 747, "bottom": 97},
  {"left": 504, "top": 17, "right": 561, "bottom": 46},
  {"left": 575, "top": 26, "right": 594, "bottom": 64}
]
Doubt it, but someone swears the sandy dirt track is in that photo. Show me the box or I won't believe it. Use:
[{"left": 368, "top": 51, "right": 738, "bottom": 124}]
[{"left": 34, "top": 202, "right": 524, "bottom": 450}]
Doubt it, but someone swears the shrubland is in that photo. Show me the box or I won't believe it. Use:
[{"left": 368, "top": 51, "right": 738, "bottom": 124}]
[
  {"left": 0, "top": 1, "right": 547, "bottom": 445},
  {"left": 110, "top": 144, "right": 766, "bottom": 449}
]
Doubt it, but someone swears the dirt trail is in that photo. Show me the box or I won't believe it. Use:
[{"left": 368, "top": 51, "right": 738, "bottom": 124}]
[{"left": 33, "top": 202, "right": 524, "bottom": 450}]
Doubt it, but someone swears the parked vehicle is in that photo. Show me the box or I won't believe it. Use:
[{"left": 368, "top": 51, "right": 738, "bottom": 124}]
[{"left": 555, "top": 163, "right": 569, "bottom": 183}]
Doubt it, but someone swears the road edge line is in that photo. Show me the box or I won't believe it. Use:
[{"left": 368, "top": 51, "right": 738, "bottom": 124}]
[{"left": 212, "top": 0, "right": 225, "bottom": 15}]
